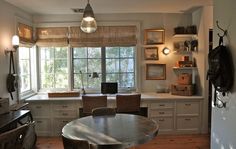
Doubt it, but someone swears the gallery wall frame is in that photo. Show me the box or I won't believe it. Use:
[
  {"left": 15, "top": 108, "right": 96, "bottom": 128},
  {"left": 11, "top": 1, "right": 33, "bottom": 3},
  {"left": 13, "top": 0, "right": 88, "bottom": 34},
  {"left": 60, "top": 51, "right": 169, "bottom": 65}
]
[
  {"left": 144, "top": 29, "right": 165, "bottom": 45},
  {"left": 146, "top": 63, "right": 166, "bottom": 80},
  {"left": 144, "top": 47, "right": 159, "bottom": 60}
]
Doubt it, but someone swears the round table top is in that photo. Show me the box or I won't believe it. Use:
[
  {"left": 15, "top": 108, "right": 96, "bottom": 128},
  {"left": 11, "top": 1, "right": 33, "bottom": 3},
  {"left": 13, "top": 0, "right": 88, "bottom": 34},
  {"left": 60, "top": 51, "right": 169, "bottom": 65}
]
[{"left": 62, "top": 114, "right": 159, "bottom": 148}]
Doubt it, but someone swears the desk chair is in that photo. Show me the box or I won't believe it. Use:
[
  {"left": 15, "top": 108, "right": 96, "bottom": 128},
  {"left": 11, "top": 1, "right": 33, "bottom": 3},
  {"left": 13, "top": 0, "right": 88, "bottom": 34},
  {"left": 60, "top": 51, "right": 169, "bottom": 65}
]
[
  {"left": 82, "top": 95, "right": 107, "bottom": 116},
  {"left": 116, "top": 94, "right": 141, "bottom": 115},
  {"left": 62, "top": 135, "right": 95, "bottom": 149},
  {"left": 0, "top": 123, "right": 29, "bottom": 149},
  {"left": 92, "top": 107, "right": 116, "bottom": 116}
]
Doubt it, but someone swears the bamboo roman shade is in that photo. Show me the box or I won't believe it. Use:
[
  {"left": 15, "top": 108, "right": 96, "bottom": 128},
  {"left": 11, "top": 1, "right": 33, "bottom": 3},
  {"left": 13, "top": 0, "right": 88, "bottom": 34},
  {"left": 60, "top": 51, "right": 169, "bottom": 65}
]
[
  {"left": 18, "top": 23, "right": 34, "bottom": 47},
  {"left": 69, "top": 26, "right": 137, "bottom": 47},
  {"left": 36, "top": 27, "right": 68, "bottom": 47}
]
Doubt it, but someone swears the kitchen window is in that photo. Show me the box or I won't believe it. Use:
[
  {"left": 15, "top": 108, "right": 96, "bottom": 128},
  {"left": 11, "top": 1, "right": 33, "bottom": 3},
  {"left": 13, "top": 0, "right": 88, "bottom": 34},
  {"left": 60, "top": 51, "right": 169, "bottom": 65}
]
[
  {"left": 72, "top": 46, "right": 135, "bottom": 91},
  {"left": 39, "top": 47, "right": 69, "bottom": 91}
]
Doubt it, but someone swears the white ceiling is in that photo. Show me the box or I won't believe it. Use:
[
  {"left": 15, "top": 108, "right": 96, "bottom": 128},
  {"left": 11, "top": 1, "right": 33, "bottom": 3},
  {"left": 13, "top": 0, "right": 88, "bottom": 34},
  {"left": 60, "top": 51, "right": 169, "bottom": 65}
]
[{"left": 5, "top": 0, "right": 212, "bottom": 15}]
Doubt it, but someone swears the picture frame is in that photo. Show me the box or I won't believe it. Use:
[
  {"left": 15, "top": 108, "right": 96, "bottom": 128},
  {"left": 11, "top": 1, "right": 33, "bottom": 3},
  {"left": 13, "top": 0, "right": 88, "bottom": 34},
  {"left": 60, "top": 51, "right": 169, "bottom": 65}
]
[
  {"left": 144, "top": 29, "right": 165, "bottom": 45},
  {"left": 144, "top": 47, "right": 159, "bottom": 60},
  {"left": 146, "top": 64, "right": 166, "bottom": 80}
]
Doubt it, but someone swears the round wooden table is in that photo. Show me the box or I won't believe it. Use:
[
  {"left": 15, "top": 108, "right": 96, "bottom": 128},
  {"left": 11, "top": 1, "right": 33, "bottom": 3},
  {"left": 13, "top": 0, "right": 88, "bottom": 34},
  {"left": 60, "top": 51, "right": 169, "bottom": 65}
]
[{"left": 62, "top": 114, "right": 159, "bottom": 149}]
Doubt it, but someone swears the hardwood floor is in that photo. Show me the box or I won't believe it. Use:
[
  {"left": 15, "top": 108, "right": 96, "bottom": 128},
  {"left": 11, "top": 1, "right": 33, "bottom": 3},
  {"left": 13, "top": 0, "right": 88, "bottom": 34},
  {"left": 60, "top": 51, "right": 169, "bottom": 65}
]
[{"left": 36, "top": 134, "right": 210, "bottom": 149}]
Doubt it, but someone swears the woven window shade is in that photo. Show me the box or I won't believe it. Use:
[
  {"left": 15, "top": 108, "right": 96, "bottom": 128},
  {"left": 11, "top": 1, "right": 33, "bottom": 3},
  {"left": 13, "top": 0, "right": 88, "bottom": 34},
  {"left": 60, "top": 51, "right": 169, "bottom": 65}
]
[
  {"left": 36, "top": 27, "right": 69, "bottom": 47},
  {"left": 69, "top": 26, "right": 137, "bottom": 47},
  {"left": 18, "top": 23, "right": 34, "bottom": 47}
]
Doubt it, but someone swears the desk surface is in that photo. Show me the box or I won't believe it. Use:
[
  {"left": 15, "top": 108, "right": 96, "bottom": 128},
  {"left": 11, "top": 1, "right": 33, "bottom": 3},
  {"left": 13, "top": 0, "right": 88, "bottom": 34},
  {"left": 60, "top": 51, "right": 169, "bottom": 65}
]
[
  {"left": 62, "top": 114, "right": 159, "bottom": 148},
  {"left": 0, "top": 110, "right": 31, "bottom": 131}
]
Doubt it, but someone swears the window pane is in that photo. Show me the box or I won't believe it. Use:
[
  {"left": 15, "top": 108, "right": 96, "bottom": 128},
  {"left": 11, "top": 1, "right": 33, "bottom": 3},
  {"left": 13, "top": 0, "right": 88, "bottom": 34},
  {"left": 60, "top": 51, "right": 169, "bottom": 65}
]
[
  {"left": 55, "top": 47, "right": 67, "bottom": 58},
  {"left": 73, "top": 47, "right": 87, "bottom": 58},
  {"left": 19, "top": 47, "right": 31, "bottom": 94},
  {"left": 120, "top": 59, "right": 134, "bottom": 72},
  {"left": 55, "top": 59, "right": 67, "bottom": 73},
  {"left": 41, "top": 73, "right": 54, "bottom": 88},
  {"left": 120, "top": 47, "right": 134, "bottom": 58},
  {"left": 39, "top": 47, "right": 68, "bottom": 90},
  {"left": 19, "top": 60, "right": 30, "bottom": 75},
  {"left": 120, "top": 73, "right": 135, "bottom": 87},
  {"left": 88, "top": 59, "right": 101, "bottom": 73},
  {"left": 106, "top": 47, "right": 119, "bottom": 58},
  {"left": 74, "top": 73, "right": 87, "bottom": 89},
  {"left": 88, "top": 47, "right": 101, "bottom": 58},
  {"left": 55, "top": 73, "right": 68, "bottom": 88},
  {"left": 19, "top": 47, "right": 29, "bottom": 59},
  {"left": 106, "top": 59, "right": 119, "bottom": 73},
  {"left": 73, "top": 59, "right": 87, "bottom": 73},
  {"left": 106, "top": 73, "right": 119, "bottom": 82},
  {"left": 41, "top": 60, "right": 54, "bottom": 73},
  {"left": 88, "top": 75, "right": 101, "bottom": 88},
  {"left": 40, "top": 47, "right": 54, "bottom": 60}
]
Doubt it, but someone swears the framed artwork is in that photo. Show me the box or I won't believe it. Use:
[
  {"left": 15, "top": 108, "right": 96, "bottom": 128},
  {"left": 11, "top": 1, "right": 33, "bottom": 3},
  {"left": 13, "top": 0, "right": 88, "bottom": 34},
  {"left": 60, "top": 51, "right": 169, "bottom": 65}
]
[
  {"left": 146, "top": 64, "right": 166, "bottom": 80},
  {"left": 144, "top": 47, "right": 159, "bottom": 60},
  {"left": 144, "top": 29, "right": 165, "bottom": 45}
]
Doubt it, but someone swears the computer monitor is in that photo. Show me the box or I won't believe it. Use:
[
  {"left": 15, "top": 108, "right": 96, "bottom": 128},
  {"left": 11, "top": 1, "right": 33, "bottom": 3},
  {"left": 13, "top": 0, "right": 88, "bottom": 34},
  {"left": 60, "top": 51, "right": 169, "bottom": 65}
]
[{"left": 101, "top": 82, "right": 118, "bottom": 94}]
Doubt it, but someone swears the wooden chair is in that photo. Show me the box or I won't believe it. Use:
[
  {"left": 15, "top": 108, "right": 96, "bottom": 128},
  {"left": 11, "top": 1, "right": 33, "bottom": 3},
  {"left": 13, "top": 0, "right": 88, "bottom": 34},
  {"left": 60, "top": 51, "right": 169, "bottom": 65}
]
[
  {"left": 82, "top": 95, "right": 107, "bottom": 116},
  {"left": 92, "top": 107, "right": 116, "bottom": 116},
  {"left": 0, "top": 123, "right": 29, "bottom": 149},
  {"left": 116, "top": 94, "right": 141, "bottom": 114},
  {"left": 62, "top": 135, "right": 94, "bottom": 149}
]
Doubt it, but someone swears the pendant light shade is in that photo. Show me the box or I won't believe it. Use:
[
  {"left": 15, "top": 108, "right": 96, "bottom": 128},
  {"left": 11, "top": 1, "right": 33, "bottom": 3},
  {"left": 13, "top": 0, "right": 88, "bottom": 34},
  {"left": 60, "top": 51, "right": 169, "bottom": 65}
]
[{"left": 80, "top": 0, "right": 97, "bottom": 33}]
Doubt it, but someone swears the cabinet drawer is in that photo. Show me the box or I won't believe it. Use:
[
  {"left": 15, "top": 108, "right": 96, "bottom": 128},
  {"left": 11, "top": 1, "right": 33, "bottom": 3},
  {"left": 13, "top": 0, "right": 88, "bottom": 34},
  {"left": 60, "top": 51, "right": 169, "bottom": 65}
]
[
  {"left": 53, "top": 110, "right": 77, "bottom": 118},
  {"left": 150, "top": 109, "right": 173, "bottom": 117},
  {"left": 29, "top": 104, "right": 50, "bottom": 117},
  {"left": 152, "top": 117, "right": 173, "bottom": 131},
  {"left": 176, "top": 117, "right": 199, "bottom": 129},
  {"left": 52, "top": 102, "right": 77, "bottom": 110},
  {"left": 176, "top": 101, "right": 199, "bottom": 115},
  {"left": 150, "top": 102, "right": 173, "bottom": 109},
  {"left": 53, "top": 118, "right": 73, "bottom": 136},
  {"left": 34, "top": 118, "right": 51, "bottom": 132}
]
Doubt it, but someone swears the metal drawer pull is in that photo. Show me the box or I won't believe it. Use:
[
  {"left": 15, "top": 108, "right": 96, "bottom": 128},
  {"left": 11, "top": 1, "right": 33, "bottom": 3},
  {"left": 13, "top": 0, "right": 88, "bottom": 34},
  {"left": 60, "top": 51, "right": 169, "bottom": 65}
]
[
  {"left": 159, "top": 104, "right": 165, "bottom": 107},
  {"left": 62, "top": 105, "right": 68, "bottom": 108},
  {"left": 159, "top": 119, "right": 165, "bottom": 122},
  {"left": 36, "top": 106, "right": 42, "bottom": 108},
  {"left": 185, "top": 118, "right": 191, "bottom": 121},
  {"left": 62, "top": 113, "right": 68, "bottom": 116},
  {"left": 159, "top": 112, "right": 165, "bottom": 114},
  {"left": 185, "top": 104, "right": 191, "bottom": 106},
  {"left": 37, "top": 121, "right": 42, "bottom": 123}
]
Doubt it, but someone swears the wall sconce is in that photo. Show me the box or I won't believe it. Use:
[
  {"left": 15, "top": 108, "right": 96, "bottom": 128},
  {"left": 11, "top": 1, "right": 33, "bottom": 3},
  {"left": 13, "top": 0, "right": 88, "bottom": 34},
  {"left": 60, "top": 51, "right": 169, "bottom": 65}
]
[
  {"left": 162, "top": 47, "right": 170, "bottom": 55},
  {"left": 5, "top": 35, "right": 19, "bottom": 55}
]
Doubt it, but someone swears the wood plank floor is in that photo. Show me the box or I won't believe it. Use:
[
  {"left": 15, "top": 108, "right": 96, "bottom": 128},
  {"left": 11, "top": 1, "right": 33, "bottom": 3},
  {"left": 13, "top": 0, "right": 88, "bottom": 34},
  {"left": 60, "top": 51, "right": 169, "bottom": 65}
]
[{"left": 36, "top": 134, "right": 210, "bottom": 149}]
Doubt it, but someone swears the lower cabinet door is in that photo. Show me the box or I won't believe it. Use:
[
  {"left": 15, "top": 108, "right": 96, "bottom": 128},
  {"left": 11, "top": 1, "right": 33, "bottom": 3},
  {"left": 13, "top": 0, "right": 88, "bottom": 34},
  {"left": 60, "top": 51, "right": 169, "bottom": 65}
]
[
  {"left": 34, "top": 118, "right": 51, "bottom": 136},
  {"left": 152, "top": 117, "right": 174, "bottom": 134},
  {"left": 176, "top": 116, "right": 200, "bottom": 133},
  {"left": 53, "top": 118, "right": 73, "bottom": 136}
]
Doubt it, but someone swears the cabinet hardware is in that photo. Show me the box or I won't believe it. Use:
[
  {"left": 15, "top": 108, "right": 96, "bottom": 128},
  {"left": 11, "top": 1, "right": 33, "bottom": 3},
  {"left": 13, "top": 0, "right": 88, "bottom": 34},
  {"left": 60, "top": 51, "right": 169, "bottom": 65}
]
[
  {"left": 159, "top": 119, "right": 165, "bottom": 122},
  {"left": 36, "top": 106, "right": 42, "bottom": 108},
  {"left": 62, "top": 113, "right": 68, "bottom": 116},
  {"left": 37, "top": 120, "right": 42, "bottom": 123},
  {"left": 185, "top": 103, "right": 191, "bottom": 106},
  {"left": 159, "top": 112, "right": 165, "bottom": 114},
  {"left": 159, "top": 104, "right": 165, "bottom": 107},
  {"left": 185, "top": 118, "right": 191, "bottom": 121}
]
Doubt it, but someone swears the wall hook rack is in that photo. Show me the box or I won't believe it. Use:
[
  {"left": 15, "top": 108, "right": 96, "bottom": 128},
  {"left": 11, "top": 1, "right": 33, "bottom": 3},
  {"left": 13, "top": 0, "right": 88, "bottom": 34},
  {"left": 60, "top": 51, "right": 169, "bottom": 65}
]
[{"left": 216, "top": 20, "right": 227, "bottom": 38}]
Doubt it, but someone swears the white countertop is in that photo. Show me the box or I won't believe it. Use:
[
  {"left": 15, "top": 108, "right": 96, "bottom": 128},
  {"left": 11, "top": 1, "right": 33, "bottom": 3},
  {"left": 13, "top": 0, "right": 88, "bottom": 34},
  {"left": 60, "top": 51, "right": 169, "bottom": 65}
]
[{"left": 25, "top": 92, "right": 203, "bottom": 102}]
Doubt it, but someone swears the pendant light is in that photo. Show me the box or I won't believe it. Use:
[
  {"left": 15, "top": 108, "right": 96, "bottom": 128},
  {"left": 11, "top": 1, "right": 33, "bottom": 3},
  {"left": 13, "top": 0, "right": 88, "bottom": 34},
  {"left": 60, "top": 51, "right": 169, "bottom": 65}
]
[{"left": 80, "top": 0, "right": 97, "bottom": 33}]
